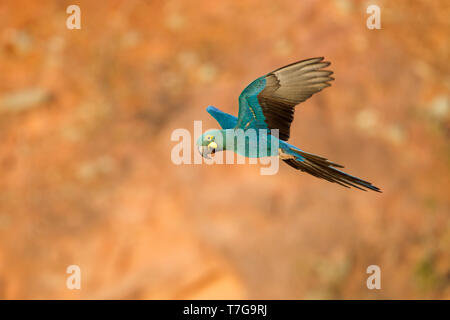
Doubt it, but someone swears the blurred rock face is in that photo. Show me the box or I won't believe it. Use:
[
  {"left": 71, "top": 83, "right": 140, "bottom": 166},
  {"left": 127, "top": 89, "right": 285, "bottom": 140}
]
[{"left": 0, "top": 0, "right": 448, "bottom": 299}]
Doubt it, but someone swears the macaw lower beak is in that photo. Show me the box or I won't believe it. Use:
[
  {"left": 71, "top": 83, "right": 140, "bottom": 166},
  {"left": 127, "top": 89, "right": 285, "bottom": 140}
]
[{"left": 198, "top": 142, "right": 217, "bottom": 159}]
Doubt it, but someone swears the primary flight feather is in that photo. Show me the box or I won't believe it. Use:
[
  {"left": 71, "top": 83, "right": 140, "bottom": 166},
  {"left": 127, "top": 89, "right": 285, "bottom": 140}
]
[{"left": 197, "top": 57, "right": 381, "bottom": 192}]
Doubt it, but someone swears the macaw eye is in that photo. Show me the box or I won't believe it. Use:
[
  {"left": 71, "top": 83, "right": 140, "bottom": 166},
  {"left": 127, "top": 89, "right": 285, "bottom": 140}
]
[{"left": 206, "top": 135, "right": 212, "bottom": 141}]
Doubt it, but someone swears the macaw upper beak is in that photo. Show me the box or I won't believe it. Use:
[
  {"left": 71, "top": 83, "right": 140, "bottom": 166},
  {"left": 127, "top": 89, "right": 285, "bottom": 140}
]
[{"left": 198, "top": 142, "right": 217, "bottom": 159}]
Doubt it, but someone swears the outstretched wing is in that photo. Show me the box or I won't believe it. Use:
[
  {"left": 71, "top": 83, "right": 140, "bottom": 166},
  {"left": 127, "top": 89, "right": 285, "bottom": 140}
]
[
  {"left": 235, "top": 57, "right": 334, "bottom": 141},
  {"left": 206, "top": 106, "right": 237, "bottom": 129}
]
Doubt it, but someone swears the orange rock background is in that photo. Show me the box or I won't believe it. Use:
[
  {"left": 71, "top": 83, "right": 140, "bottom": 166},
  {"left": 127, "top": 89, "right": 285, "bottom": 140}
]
[{"left": 0, "top": 0, "right": 448, "bottom": 299}]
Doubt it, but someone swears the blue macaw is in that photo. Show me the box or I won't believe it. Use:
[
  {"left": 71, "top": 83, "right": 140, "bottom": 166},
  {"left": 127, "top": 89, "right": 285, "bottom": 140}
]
[{"left": 197, "top": 57, "right": 380, "bottom": 192}]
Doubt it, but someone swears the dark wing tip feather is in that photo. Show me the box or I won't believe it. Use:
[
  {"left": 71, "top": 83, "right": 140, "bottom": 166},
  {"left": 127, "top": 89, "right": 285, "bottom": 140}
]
[
  {"left": 257, "top": 57, "right": 334, "bottom": 141},
  {"left": 271, "top": 57, "right": 326, "bottom": 73}
]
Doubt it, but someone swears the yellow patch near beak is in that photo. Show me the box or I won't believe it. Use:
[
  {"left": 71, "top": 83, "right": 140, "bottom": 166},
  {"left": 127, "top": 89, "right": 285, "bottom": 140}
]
[{"left": 208, "top": 141, "right": 217, "bottom": 149}]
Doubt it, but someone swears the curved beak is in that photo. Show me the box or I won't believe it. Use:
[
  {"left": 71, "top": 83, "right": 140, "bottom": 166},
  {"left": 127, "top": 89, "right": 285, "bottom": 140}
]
[{"left": 198, "top": 142, "right": 217, "bottom": 159}]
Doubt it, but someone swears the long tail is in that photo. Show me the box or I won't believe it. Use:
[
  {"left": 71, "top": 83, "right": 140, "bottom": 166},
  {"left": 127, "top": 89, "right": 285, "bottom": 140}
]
[{"left": 282, "top": 147, "right": 381, "bottom": 192}]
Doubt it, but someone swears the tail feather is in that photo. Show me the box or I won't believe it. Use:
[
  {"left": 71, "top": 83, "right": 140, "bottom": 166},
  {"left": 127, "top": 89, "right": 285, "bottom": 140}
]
[{"left": 283, "top": 147, "right": 381, "bottom": 192}]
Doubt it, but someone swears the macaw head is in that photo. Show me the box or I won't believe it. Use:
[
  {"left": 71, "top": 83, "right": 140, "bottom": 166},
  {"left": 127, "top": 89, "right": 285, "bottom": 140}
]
[{"left": 197, "top": 129, "right": 224, "bottom": 159}]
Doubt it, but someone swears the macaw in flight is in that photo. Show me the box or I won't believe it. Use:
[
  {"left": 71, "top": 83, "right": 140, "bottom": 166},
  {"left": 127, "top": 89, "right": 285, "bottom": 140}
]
[{"left": 197, "top": 57, "right": 381, "bottom": 192}]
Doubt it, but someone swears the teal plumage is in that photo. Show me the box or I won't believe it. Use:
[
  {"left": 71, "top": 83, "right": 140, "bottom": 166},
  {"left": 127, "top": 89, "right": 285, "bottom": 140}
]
[
  {"left": 205, "top": 106, "right": 237, "bottom": 130},
  {"left": 197, "top": 57, "right": 381, "bottom": 192}
]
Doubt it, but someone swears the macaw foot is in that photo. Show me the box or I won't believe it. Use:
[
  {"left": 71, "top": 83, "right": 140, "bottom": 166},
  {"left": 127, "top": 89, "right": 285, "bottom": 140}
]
[{"left": 278, "top": 148, "right": 296, "bottom": 160}]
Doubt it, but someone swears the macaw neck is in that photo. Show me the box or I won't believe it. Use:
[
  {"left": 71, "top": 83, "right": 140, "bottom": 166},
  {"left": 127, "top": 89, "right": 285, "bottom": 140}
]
[
  {"left": 220, "top": 129, "right": 279, "bottom": 158},
  {"left": 219, "top": 129, "right": 232, "bottom": 150}
]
